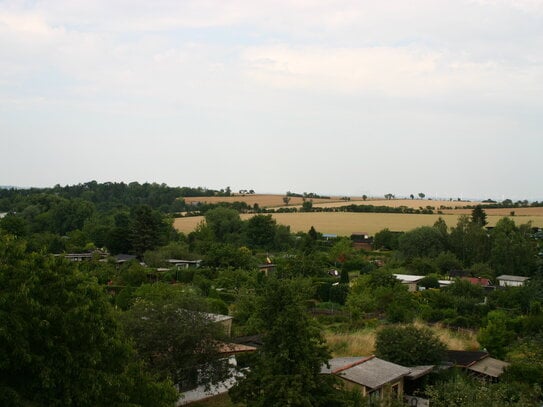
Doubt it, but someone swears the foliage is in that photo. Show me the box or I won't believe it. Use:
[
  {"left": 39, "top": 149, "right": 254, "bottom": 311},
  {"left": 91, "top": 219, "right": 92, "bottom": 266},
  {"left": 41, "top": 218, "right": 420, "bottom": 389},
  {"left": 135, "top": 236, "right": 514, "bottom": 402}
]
[
  {"left": 229, "top": 278, "right": 346, "bottom": 407},
  {"left": 375, "top": 325, "right": 446, "bottom": 366},
  {"left": 398, "top": 226, "right": 445, "bottom": 260},
  {"left": 121, "top": 284, "right": 230, "bottom": 389},
  {"left": 373, "top": 228, "right": 401, "bottom": 250},
  {"left": 477, "top": 310, "right": 516, "bottom": 359},
  {"left": 0, "top": 235, "right": 177, "bottom": 406},
  {"left": 424, "top": 372, "right": 541, "bottom": 407}
]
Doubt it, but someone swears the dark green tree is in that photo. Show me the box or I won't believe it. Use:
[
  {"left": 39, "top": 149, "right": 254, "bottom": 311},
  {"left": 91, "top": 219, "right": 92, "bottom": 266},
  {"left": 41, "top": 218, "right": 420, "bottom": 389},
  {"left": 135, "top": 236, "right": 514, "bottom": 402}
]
[
  {"left": 398, "top": 226, "right": 445, "bottom": 260},
  {"left": 373, "top": 228, "right": 401, "bottom": 250},
  {"left": 0, "top": 235, "right": 177, "bottom": 406},
  {"left": 471, "top": 205, "right": 488, "bottom": 227},
  {"left": 230, "top": 278, "right": 345, "bottom": 406},
  {"left": 246, "top": 214, "right": 277, "bottom": 249},
  {"left": 130, "top": 205, "right": 172, "bottom": 257},
  {"left": 121, "top": 283, "right": 230, "bottom": 389},
  {"left": 375, "top": 325, "right": 446, "bottom": 366},
  {"left": 204, "top": 207, "right": 243, "bottom": 243}
]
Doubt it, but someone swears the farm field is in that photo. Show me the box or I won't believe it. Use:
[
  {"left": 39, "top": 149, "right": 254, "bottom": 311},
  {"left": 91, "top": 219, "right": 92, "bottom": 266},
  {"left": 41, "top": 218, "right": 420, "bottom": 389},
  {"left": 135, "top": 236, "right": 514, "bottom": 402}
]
[
  {"left": 182, "top": 194, "right": 344, "bottom": 208},
  {"left": 182, "top": 195, "right": 484, "bottom": 209},
  {"left": 174, "top": 212, "right": 543, "bottom": 236}
]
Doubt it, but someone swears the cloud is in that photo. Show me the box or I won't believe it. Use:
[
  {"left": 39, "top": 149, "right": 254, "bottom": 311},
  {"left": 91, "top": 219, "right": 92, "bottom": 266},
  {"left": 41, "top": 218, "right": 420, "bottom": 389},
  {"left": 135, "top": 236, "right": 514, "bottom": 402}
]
[{"left": 241, "top": 45, "right": 542, "bottom": 102}]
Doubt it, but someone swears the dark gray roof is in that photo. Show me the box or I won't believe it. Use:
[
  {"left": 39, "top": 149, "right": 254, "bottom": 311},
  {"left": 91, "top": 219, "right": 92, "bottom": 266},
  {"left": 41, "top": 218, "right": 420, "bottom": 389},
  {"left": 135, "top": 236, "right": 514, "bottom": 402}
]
[
  {"left": 467, "top": 357, "right": 509, "bottom": 378},
  {"left": 321, "top": 357, "right": 362, "bottom": 374},
  {"left": 326, "top": 356, "right": 411, "bottom": 389},
  {"left": 405, "top": 365, "right": 435, "bottom": 380}
]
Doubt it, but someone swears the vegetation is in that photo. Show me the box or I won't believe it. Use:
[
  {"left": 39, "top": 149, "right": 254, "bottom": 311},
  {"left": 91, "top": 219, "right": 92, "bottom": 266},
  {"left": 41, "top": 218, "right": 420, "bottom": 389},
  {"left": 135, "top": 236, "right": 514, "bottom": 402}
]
[{"left": 1, "top": 182, "right": 542, "bottom": 406}]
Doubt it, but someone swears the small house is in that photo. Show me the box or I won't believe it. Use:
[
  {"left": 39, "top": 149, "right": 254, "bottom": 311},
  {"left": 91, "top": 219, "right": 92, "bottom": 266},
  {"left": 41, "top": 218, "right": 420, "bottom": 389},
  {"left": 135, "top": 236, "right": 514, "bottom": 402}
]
[
  {"left": 351, "top": 233, "right": 373, "bottom": 251},
  {"left": 496, "top": 275, "right": 530, "bottom": 287},
  {"left": 168, "top": 259, "right": 202, "bottom": 269},
  {"left": 393, "top": 274, "right": 425, "bottom": 292},
  {"left": 322, "top": 356, "right": 410, "bottom": 400}
]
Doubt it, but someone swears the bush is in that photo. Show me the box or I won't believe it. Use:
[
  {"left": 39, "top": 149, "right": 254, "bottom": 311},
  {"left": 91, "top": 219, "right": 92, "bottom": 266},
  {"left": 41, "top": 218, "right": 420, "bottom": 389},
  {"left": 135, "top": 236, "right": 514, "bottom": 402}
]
[{"left": 375, "top": 325, "right": 446, "bottom": 366}]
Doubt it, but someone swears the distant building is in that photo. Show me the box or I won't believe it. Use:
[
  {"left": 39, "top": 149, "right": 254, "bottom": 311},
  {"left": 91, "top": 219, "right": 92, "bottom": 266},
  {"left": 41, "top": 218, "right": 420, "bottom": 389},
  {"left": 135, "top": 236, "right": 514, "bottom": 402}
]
[
  {"left": 168, "top": 259, "right": 202, "bottom": 269},
  {"left": 393, "top": 274, "right": 425, "bottom": 292},
  {"left": 351, "top": 232, "right": 373, "bottom": 251},
  {"left": 497, "top": 275, "right": 530, "bottom": 287}
]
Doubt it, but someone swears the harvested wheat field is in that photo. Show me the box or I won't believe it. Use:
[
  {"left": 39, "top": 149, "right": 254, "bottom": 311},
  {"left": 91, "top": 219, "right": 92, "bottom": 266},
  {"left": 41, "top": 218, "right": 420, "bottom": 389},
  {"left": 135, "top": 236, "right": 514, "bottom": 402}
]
[
  {"left": 444, "top": 206, "right": 543, "bottom": 216},
  {"left": 312, "top": 198, "right": 484, "bottom": 210},
  {"left": 182, "top": 194, "right": 346, "bottom": 208},
  {"left": 174, "top": 212, "right": 543, "bottom": 236},
  {"left": 182, "top": 195, "right": 484, "bottom": 210}
]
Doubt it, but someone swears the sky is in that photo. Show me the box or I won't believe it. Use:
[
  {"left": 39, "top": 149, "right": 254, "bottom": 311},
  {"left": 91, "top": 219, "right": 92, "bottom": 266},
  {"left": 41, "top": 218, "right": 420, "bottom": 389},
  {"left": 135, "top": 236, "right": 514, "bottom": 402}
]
[{"left": 1, "top": 0, "right": 542, "bottom": 200}]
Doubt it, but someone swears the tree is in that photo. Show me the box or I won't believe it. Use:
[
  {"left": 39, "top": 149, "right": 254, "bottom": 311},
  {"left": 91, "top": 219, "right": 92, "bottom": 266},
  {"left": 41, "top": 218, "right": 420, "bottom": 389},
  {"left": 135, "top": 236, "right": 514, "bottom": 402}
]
[
  {"left": 230, "top": 278, "right": 345, "bottom": 406},
  {"left": 121, "top": 283, "right": 231, "bottom": 390},
  {"left": 362, "top": 194, "right": 368, "bottom": 201},
  {"left": 375, "top": 325, "right": 446, "bottom": 366},
  {"left": 490, "top": 218, "right": 537, "bottom": 277},
  {"left": 418, "top": 192, "right": 425, "bottom": 199},
  {"left": 0, "top": 235, "right": 177, "bottom": 406},
  {"left": 410, "top": 194, "right": 415, "bottom": 200},
  {"left": 246, "top": 214, "right": 278, "bottom": 249},
  {"left": 282, "top": 196, "right": 291, "bottom": 205},
  {"left": 130, "top": 205, "right": 171, "bottom": 257},
  {"left": 204, "top": 207, "right": 243, "bottom": 244},
  {"left": 302, "top": 199, "right": 313, "bottom": 212},
  {"left": 477, "top": 310, "right": 515, "bottom": 359},
  {"left": 471, "top": 205, "right": 488, "bottom": 227},
  {"left": 398, "top": 226, "right": 445, "bottom": 260},
  {"left": 373, "top": 228, "right": 401, "bottom": 250}
]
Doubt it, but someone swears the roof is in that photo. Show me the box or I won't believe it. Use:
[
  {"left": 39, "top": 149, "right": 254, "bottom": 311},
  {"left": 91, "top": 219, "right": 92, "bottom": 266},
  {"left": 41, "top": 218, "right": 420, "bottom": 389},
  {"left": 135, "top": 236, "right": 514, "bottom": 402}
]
[
  {"left": 497, "top": 275, "right": 530, "bottom": 282},
  {"left": 321, "top": 357, "right": 363, "bottom": 374},
  {"left": 445, "top": 350, "right": 488, "bottom": 367},
  {"left": 326, "top": 356, "right": 411, "bottom": 389},
  {"left": 201, "top": 312, "right": 233, "bottom": 323},
  {"left": 467, "top": 357, "right": 510, "bottom": 378},
  {"left": 462, "top": 277, "right": 491, "bottom": 286},
  {"left": 394, "top": 274, "right": 425, "bottom": 283},
  {"left": 405, "top": 365, "right": 435, "bottom": 380},
  {"left": 217, "top": 342, "right": 257, "bottom": 354},
  {"left": 115, "top": 253, "right": 137, "bottom": 262},
  {"left": 168, "top": 259, "right": 202, "bottom": 264}
]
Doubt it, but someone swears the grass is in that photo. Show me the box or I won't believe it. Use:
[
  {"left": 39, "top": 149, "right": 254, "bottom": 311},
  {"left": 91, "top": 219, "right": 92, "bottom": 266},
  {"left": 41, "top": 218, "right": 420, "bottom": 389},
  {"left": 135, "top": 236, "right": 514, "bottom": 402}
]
[{"left": 324, "top": 320, "right": 480, "bottom": 357}]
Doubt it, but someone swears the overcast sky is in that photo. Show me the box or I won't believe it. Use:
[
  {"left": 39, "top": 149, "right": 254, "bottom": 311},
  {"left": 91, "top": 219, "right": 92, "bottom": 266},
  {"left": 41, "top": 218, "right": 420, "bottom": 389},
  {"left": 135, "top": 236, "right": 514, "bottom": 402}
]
[{"left": 1, "top": 0, "right": 542, "bottom": 200}]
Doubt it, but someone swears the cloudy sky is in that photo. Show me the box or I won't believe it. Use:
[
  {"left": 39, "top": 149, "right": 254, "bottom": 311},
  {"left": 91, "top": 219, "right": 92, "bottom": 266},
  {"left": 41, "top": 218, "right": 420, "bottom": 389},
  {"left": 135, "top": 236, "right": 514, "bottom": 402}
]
[{"left": 1, "top": 0, "right": 542, "bottom": 200}]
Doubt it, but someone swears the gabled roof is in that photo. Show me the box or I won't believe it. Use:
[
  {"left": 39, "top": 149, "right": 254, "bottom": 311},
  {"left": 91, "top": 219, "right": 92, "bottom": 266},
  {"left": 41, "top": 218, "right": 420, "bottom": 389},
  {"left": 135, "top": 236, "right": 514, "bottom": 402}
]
[{"left": 326, "top": 356, "right": 411, "bottom": 389}]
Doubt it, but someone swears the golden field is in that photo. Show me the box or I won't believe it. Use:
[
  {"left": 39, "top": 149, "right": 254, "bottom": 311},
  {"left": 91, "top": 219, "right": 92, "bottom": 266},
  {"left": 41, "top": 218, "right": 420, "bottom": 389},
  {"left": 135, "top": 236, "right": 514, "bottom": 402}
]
[
  {"left": 174, "top": 212, "right": 543, "bottom": 236},
  {"left": 182, "top": 195, "right": 485, "bottom": 209}
]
